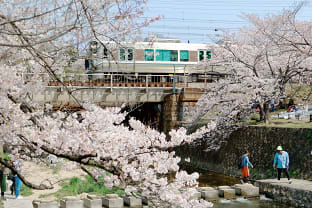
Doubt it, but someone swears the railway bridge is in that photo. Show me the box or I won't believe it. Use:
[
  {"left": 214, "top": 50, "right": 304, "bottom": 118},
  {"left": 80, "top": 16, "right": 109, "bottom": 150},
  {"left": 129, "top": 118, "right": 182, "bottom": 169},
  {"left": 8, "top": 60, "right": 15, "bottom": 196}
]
[{"left": 30, "top": 73, "right": 215, "bottom": 132}]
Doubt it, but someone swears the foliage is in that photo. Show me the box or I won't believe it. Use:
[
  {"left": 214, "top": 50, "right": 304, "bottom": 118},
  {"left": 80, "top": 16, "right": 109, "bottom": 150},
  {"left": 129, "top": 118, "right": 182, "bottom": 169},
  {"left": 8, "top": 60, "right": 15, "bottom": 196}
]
[
  {"left": 248, "top": 120, "right": 258, "bottom": 125},
  {"left": 193, "top": 3, "right": 312, "bottom": 128},
  {"left": 289, "top": 169, "right": 300, "bottom": 177},
  {"left": 21, "top": 184, "right": 33, "bottom": 196},
  {"left": 250, "top": 113, "right": 260, "bottom": 121},
  {"left": 286, "top": 84, "right": 312, "bottom": 105},
  {"left": 52, "top": 162, "right": 63, "bottom": 175},
  {"left": 40, "top": 175, "right": 124, "bottom": 200},
  {"left": 0, "top": 153, "right": 10, "bottom": 161}
]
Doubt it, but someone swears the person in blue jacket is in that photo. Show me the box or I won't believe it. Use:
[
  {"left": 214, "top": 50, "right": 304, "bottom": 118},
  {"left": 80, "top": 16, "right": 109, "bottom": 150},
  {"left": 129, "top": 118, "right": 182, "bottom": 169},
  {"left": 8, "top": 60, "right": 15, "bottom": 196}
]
[
  {"left": 241, "top": 150, "right": 253, "bottom": 183},
  {"left": 273, "top": 146, "right": 292, "bottom": 184}
]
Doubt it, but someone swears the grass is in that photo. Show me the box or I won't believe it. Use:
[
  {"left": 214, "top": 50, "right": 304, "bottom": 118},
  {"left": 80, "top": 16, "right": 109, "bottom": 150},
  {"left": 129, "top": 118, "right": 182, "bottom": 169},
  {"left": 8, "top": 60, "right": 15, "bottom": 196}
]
[
  {"left": 255, "top": 117, "right": 312, "bottom": 128},
  {"left": 52, "top": 161, "right": 63, "bottom": 174},
  {"left": 21, "top": 184, "right": 33, "bottom": 196},
  {"left": 247, "top": 109, "right": 312, "bottom": 128},
  {"left": 0, "top": 152, "right": 10, "bottom": 160},
  {"left": 39, "top": 175, "right": 124, "bottom": 200}
]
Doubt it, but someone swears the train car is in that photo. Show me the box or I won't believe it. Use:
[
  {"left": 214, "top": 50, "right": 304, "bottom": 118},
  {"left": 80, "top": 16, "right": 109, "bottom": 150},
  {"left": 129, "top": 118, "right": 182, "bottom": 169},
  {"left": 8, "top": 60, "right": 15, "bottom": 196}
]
[{"left": 85, "top": 38, "right": 226, "bottom": 81}]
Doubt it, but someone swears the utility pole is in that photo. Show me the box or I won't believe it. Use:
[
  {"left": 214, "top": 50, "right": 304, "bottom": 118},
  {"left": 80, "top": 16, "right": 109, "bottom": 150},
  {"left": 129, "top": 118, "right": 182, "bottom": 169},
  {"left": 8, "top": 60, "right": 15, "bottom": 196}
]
[{"left": 173, "top": 65, "right": 176, "bottom": 94}]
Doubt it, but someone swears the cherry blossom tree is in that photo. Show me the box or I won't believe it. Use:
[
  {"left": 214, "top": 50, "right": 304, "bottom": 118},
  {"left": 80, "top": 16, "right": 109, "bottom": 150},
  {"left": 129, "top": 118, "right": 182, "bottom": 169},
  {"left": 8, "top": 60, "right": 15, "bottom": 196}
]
[
  {"left": 192, "top": 3, "right": 312, "bottom": 130},
  {"left": 0, "top": 1, "right": 214, "bottom": 207}
]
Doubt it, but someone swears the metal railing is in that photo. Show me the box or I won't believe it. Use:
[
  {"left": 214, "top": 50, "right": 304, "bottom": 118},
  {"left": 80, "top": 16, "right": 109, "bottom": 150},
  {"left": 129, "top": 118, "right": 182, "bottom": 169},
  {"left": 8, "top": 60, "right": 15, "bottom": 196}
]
[
  {"left": 20, "top": 73, "right": 213, "bottom": 97},
  {"left": 22, "top": 73, "right": 194, "bottom": 89}
]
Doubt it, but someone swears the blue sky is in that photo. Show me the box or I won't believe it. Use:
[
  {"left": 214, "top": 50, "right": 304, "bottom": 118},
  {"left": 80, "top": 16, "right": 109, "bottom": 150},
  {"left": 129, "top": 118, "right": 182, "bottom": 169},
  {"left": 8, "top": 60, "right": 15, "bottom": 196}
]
[{"left": 141, "top": 0, "right": 312, "bottom": 43}]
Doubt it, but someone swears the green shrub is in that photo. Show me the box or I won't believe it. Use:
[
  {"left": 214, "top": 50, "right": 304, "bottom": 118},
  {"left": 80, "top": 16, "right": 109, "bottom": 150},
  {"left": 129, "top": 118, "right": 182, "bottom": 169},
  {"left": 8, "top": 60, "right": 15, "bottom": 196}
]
[
  {"left": 249, "top": 113, "right": 260, "bottom": 121},
  {"left": 249, "top": 120, "right": 258, "bottom": 125},
  {"left": 0, "top": 152, "right": 10, "bottom": 160}
]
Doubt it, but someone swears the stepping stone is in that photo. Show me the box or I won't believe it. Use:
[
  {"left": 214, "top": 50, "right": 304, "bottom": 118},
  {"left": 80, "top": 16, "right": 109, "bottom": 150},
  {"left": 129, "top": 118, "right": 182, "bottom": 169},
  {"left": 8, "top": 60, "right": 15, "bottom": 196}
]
[
  {"left": 218, "top": 188, "right": 236, "bottom": 199},
  {"left": 142, "top": 197, "right": 151, "bottom": 205},
  {"left": 102, "top": 194, "right": 123, "bottom": 208},
  {"left": 198, "top": 187, "right": 215, "bottom": 192},
  {"left": 217, "top": 186, "right": 232, "bottom": 190},
  {"left": 199, "top": 188, "right": 219, "bottom": 200},
  {"left": 84, "top": 195, "right": 102, "bottom": 208},
  {"left": 123, "top": 196, "right": 142, "bottom": 207},
  {"left": 233, "top": 184, "right": 259, "bottom": 197},
  {"left": 32, "top": 199, "right": 58, "bottom": 208},
  {"left": 60, "top": 196, "right": 83, "bottom": 208},
  {"left": 190, "top": 191, "right": 201, "bottom": 200}
]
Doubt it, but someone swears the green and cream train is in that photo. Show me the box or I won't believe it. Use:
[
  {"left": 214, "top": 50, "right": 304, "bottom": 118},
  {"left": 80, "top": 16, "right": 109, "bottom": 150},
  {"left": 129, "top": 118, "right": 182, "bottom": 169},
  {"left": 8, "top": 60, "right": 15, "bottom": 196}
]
[{"left": 85, "top": 39, "right": 225, "bottom": 81}]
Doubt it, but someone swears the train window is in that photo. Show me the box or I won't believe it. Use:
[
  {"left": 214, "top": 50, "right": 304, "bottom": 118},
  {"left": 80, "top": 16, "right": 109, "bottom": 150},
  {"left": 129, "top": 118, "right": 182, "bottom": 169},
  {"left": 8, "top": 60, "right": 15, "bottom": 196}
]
[
  {"left": 127, "top": 48, "right": 134, "bottom": 61},
  {"left": 171, "top": 50, "right": 178, "bottom": 61},
  {"left": 156, "top": 50, "right": 170, "bottom": 61},
  {"left": 199, "top": 50, "right": 212, "bottom": 61},
  {"left": 119, "top": 48, "right": 134, "bottom": 61},
  {"left": 199, "top": 50, "right": 204, "bottom": 61},
  {"left": 156, "top": 50, "right": 178, "bottom": 61},
  {"left": 180, "top": 50, "right": 189, "bottom": 62},
  {"left": 145, "top": 49, "right": 154, "bottom": 61},
  {"left": 120, "top": 48, "right": 126, "bottom": 61},
  {"left": 206, "top": 51, "right": 212, "bottom": 59}
]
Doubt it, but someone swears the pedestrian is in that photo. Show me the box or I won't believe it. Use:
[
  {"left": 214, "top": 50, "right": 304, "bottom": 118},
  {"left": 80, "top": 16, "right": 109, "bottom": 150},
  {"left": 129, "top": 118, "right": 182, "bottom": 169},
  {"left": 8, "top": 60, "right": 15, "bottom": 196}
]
[
  {"left": 8, "top": 161, "right": 15, "bottom": 196},
  {"left": 270, "top": 99, "right": 276, "bottom": 112},
  {"left": 0, "top": 162, "right": 8, "bottom": 200},
  {"left": 241, "top": 150, "right": 253, "bottom": 183},
  {"left": 273, "top": 146, "right": 292, "bottom": 184},
  {"left": 13, "top": 159, "right": 23, "bottom": 199},
  {"left": 8, "top": 171, "right": 15, "bottom": 195}
]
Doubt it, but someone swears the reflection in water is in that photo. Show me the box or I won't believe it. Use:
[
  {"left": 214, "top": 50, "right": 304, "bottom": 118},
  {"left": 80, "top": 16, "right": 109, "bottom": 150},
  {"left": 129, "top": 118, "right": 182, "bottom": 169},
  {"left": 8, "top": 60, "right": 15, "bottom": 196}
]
[{"left": 197, "top": 171, "right": 241, "bottom": 187}]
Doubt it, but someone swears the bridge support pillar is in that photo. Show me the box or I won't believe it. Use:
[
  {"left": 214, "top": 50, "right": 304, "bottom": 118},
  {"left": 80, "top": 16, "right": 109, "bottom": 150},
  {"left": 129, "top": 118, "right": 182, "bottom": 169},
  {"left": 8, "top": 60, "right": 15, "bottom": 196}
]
[
  {"left": 161, "top": 89, "right": 204, "bottom": 134},
  {"left": 161, "top": 94, "right": 180, "bottom": 135}
]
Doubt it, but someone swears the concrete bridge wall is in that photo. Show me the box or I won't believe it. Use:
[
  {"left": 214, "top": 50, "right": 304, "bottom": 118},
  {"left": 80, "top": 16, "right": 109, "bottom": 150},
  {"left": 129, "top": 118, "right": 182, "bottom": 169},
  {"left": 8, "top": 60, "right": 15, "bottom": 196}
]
[
  {"left": 32, "top": 86, "right": 204, "bottom": 133},
  {"left": 32, "top": 87, "right": 176, "bottom": 107}
]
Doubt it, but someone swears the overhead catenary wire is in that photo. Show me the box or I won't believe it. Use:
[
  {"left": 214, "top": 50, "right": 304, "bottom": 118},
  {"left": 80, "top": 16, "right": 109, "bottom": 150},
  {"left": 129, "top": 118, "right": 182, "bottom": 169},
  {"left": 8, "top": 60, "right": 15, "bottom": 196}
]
[{"left": 140, "top": 0, "right": 311, "bottom": 43}]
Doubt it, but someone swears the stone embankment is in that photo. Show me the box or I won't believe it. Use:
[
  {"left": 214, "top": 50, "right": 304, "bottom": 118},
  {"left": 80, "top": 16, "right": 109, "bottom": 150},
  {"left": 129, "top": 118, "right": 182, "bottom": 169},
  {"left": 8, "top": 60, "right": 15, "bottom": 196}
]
[
  {"left": 255, "top": 178, "right": 312, "bottom": 208},
  {"left": 3, "top": 184, "right": 259, "bottom": 208},
  {"left": 176, "top": 126, "right": 312, "bottom": 179}
]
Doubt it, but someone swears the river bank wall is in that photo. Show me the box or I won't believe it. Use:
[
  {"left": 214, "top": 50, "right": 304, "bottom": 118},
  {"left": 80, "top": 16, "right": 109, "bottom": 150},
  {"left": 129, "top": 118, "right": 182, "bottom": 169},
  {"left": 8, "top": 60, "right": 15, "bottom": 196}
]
[{"left": 176, "top": 126, "right": 312, "bottom": 180}]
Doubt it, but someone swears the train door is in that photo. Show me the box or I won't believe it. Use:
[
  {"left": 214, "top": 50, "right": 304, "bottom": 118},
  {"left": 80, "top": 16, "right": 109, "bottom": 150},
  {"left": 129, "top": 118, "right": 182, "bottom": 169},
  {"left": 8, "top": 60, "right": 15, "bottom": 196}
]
[{"left": 119, "top": 47, "right": 135, "bottom": 73}]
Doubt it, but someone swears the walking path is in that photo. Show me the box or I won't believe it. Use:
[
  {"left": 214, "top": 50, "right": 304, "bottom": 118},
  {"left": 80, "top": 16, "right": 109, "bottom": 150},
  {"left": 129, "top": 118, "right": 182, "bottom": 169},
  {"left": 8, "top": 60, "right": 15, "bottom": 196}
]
[
  {"left": 256, "top": 178, "right": 312, "bottom": 191},
  {"left": 255, "top": 178, "right": 312, "bottom": 207},
  {"left": 2, "top": 193, "right": 32, "bottom": 208},
  {"left": 1, "top": 161, "right": 85, "bottom": 208},
  {"left": 3, "top": 199, "right": 32, "bottom": 208}
]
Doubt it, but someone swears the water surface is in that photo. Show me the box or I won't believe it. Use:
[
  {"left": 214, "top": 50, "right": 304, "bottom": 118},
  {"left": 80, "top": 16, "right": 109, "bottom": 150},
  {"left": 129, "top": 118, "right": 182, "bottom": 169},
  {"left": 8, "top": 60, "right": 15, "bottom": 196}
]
[
  {"left": 213, "top": 197, "right": 289, "bottom": 208},
  {"left": 186, "top": 168, "right": 289, "bottom": 208}
]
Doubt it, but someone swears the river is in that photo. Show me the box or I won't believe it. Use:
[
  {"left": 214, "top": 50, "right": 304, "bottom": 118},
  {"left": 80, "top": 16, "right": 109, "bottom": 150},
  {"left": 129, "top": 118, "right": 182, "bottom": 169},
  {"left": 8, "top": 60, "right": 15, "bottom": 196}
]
[{"left": 193, "top": 170, "right": 289, "bottom": 208}]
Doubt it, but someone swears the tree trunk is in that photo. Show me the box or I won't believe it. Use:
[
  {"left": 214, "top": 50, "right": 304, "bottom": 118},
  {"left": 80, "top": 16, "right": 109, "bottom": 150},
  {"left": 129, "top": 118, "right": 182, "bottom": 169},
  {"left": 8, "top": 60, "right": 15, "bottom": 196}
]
[
  {"left": 263, "top": 103, "right": 270, "bottom": 124},
  {"left": 259, "top": 103, "right": 270, "bottom": 124}
]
